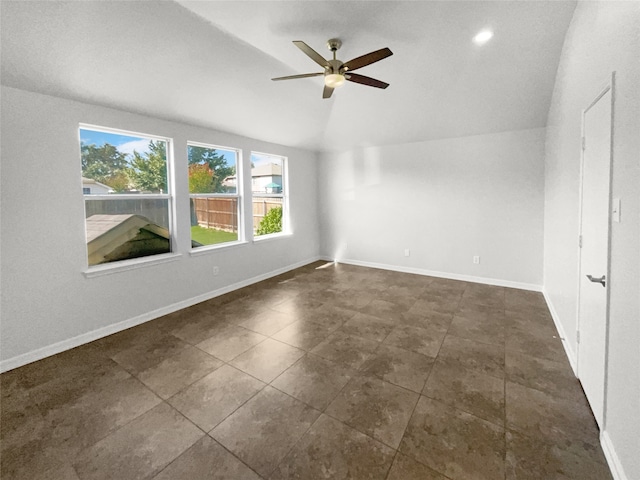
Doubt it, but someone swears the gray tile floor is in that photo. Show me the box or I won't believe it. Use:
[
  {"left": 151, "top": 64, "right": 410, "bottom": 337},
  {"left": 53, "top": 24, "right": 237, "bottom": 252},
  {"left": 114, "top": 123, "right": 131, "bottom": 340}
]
[{"left": 0, "top": 261, "right": 612, "bottom": 479}]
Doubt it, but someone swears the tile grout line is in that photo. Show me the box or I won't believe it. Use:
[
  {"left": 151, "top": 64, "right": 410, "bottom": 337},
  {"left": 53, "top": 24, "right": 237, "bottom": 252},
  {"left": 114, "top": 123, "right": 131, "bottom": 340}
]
[
  {"left": 258, "top": 399, "right": 322, "bottom": 478},
  {"left": 156, "top": 399, "right": 267, "bottom": 480},
  {"left": 267, "top": 284, "right": 412, "bottom": 472},
  {"left": 389, "top": 283, "right": 462, "bottom": 479},
  {"left": 400, "top": 283, "right": 507, "bottom": 479},
  {"left": 67, "top": 374, "right": 166, "bottom": 467}
]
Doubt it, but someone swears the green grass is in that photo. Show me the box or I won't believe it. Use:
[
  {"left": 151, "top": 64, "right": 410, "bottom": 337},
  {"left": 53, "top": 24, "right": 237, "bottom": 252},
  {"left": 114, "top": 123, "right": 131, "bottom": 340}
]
[{"left": 191, "top": 225, "right": 238, "bottom": 246}]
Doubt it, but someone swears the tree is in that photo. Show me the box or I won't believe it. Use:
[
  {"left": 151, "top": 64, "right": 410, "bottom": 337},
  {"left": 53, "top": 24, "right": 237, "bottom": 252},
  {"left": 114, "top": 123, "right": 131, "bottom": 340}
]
[
  {"left": 188, "top": 146, "right": 234, "bottom": 193},
  {"left": 128, "top": 141, "right": 167, "bottom": 193},
  {"left": 188, "top": 163, "right": 215, "bottom": 193},
  {"left": 256, "top": 206, "right": 282, "bottom": 235},
  {"left": 81, "top": 143, "right": 128, "bottom": 185},
  {"left": 105, "top": 171, "right": 130, "bottom": 193}
]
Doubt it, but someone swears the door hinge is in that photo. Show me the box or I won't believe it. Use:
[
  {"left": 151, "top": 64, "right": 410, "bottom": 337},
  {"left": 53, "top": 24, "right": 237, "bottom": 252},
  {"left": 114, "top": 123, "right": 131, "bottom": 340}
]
[
  {"left": 579, "top": 235, "right": 583, "bottom": 248},
  {"left": 582, "top": 136, "right": 586, "bottom": 150},
  {"left": 577, "top": 330, "right": 580, "bottom": 344}
]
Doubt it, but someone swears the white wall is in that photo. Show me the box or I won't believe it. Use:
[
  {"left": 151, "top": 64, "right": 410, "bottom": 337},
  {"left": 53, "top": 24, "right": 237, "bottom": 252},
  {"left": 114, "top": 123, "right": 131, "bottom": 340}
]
[
  {"left": 0, "top": 86, "right": 320, "bottom": 369},
  {"left": 543, "top": 2, "right": 640, "bottom": 479},
  {"left": 318, "top": 128, "right": 545, "bottom": 289}
]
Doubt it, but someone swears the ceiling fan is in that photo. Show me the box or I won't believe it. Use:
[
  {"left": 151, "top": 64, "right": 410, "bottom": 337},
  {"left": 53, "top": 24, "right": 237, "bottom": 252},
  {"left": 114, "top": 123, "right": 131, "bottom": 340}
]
[{"left": 272, "top": 39, "right": 393, "bottom": 99}]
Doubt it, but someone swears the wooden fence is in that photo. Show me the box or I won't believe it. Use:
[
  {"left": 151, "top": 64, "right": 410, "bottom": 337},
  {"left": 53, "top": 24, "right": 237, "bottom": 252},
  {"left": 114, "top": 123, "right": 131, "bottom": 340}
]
[
  {"left": 193, "top": 197, "right": 238, "bottom": 232},
  {"left": 85, "top": 197, "right": 282, "bottom": 233},
  {"left": 193, "top": 196, "right": 283, "bottom": 232},
  {"left": 252, "top": 196, "right": 283, "bottom": 230},
  {"left": 85, "top": 198, "right": 169, "bottom": 228}
]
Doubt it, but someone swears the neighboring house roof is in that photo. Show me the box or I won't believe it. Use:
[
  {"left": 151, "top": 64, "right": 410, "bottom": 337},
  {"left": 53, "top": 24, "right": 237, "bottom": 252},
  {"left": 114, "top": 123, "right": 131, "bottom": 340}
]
[
  {"left": 82, "top": 177, "right": 114, "bottom": 191},
  {"left": 222, "top": 176, "right": 236, "bottom": 187},
  {"left": 222, "top": 164, "right": 282, "bottom": 187},
  {"left": 251, "top": 163, "right": 282, "bottom": 177}
]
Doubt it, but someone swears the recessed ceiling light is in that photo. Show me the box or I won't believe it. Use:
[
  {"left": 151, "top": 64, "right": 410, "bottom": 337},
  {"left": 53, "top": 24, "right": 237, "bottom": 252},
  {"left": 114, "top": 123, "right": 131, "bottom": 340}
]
[{"left": 473, "top": 29, "right": 494, "bottom": 45}]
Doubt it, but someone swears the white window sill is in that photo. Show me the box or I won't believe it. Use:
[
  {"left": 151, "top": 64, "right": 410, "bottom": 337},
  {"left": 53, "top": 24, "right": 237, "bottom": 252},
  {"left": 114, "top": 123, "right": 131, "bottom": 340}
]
[
  {"left": 83, "top": 253, "right": 182, "bottom": 278},
  {"left": 189, "top": 240, "right": 249, "bottom": 257},
  {"left": 252, "top": 232, "right": 292, "bottom": 244}
]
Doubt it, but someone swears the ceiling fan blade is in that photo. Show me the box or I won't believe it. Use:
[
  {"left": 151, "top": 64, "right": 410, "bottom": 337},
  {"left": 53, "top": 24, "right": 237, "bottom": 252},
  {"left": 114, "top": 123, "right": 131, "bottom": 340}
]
[
  {"left": 323, "top": 85, "right": 334, "bottom": 99},
  {"left": 272, "top": 72, "right": 324, "bottom": 81},
  {"left": 293, "top": 41, "right": 329, "bottom": 68},
  {"left": 343, "top": 47, "right": 393, "bottom": 72},
  {"left": 346, "top": 73, "right": 389, "bottom": 89}
]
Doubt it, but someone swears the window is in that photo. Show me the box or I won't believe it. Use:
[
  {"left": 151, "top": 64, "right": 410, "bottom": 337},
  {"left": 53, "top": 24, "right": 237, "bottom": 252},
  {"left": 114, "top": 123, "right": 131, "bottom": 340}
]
[
  {"left": 80, "top": 126, "right": 173, "bottom": 267},
  {"left": 188, "top": 143, "right": 240, "bottom": 248},
  {"left": 251, "top": 152, "right": 287, "bottom": 236}
]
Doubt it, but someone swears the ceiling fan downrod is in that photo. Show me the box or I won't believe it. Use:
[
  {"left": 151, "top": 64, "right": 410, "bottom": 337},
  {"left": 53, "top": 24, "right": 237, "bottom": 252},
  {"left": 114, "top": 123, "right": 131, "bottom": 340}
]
[{"left": 325, "top": 39, "right": 345, "bottom": 76}]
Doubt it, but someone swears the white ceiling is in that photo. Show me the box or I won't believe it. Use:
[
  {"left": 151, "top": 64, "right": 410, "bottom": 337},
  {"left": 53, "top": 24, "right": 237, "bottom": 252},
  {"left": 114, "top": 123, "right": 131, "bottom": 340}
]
[{"left": 1, "top": 1, "right": 576, "bottom": 152}]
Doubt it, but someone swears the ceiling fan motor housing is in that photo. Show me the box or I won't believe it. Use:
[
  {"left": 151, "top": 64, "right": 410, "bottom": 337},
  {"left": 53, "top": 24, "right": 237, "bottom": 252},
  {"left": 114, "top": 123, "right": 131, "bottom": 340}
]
[{"left": 327, "top": 59, "right": 344, "bottom": 75}]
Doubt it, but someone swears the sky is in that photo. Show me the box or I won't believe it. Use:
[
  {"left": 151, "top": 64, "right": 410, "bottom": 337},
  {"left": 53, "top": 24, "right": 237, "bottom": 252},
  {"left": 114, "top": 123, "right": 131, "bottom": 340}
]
[
  {"left": 80, "top": 129, "right": 151, "bottom": 157},
  {"left": 80, "top": 128, "right": 281, "bottom": 168}
]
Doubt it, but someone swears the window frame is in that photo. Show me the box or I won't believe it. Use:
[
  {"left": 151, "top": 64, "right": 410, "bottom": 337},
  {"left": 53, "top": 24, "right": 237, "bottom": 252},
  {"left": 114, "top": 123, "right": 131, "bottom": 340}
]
[
  {"left": 251, "top": 151, "right": 289, "bottom": 240},
  {"left": 79, "top": 124, "right": 177, "bottom": 272},
  {"left": 187, "top": 141, "right": 244, "bottom": 252}
]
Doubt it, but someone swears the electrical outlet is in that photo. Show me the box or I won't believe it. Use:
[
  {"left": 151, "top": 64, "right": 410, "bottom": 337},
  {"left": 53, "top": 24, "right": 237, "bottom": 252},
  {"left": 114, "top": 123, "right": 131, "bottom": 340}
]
[
  {"left": 213, "top": 266, "right": 219, "bottom": 276},
  {"left": 404, "top": 249, "right": 410, "bottom": 257},
  {"left": 473, "top": 256, "right": 480, "bottom": 264}
]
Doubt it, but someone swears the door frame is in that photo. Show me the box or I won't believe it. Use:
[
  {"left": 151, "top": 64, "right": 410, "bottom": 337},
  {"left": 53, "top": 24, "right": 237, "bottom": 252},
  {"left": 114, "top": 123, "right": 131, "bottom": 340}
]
[{"left": 575, "top": 71, "right": 615, "bottom": 429}]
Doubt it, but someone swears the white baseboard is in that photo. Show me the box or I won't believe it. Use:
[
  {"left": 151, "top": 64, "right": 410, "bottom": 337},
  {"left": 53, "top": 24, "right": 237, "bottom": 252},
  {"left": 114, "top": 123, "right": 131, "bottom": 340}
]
[
  {"left": 541, "top": 288, "right": 578, "bottom": 375},
  {"left": 322, "top": 256, "right": 542, "bottom": 292},
  {"left": 0, "top": 256, "right": 321, "bottom": 373},
  {"left": 601, "top": 431, "right": 629, "bottom": 480}
]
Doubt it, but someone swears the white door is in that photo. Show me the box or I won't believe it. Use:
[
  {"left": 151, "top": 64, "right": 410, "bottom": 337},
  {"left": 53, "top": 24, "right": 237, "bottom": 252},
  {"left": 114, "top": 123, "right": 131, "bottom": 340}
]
[{"left": 577, "top": 82, "right": 613, "bottom": 429}]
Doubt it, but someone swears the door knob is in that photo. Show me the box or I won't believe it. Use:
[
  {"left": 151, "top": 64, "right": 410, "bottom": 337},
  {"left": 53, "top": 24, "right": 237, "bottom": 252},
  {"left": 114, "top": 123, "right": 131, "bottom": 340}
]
[{"left": 586, "top": 274, "right": 606, "bottom": 287}]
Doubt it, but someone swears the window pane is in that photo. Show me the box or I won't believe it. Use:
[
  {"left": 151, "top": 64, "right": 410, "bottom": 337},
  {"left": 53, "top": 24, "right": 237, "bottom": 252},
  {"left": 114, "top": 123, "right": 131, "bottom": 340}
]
[
  {"left": 191, "top": 197, "right": 239, "bottom": 247},
  {"left": 85, "top": 198, "right": 170, "bottom": 266},
  {"left": 252, "top": 153, "right": 285, "bottom": 236},
  {"left": 80, "top": 127, "right": 173, "bottom": 267},
  {"left": 252, "top": 195, "right": 283, "bottom": 235},
  {"left": 188, "top": 145, "right": 237, "bottom": 194},
  {"left": 188, "top": 144, "right": 239, "bottom": 248},
  {"left": 80, "top": 129, "right": 168, "bottom": 194}
]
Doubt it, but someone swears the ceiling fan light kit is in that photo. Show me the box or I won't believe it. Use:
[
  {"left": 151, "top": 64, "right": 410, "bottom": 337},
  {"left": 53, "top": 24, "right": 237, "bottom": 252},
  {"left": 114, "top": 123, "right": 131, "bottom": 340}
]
[
  {"left": 324, "top": 73, "right": 345, "bottom": 88},
  {"left": 271, "top": 38, "right": 392, "bottom": 99}
]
